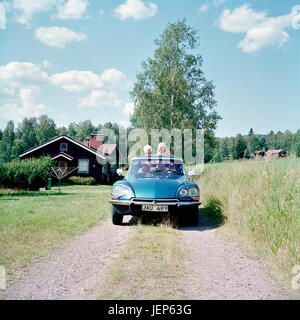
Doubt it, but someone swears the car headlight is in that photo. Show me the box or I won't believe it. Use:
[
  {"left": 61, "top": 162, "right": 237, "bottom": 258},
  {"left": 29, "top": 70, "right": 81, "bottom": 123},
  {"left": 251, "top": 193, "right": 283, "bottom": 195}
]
[
  {"left": 188, "top": 186, "right": 199, "bottom": 197},
  {"left": 179, "top": 188, "right": 188, "bottom": 197},
  {"left": 111, "top": 185, "right": 132, "bottom": 198}
]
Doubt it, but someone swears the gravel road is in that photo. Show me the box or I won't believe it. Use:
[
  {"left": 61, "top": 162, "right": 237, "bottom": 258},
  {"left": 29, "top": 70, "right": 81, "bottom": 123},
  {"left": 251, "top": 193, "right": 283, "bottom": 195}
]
[
  {"left": 2, "top": 219, "right": 133, "bottom": 300},
  {"left": 2, "top": 215, "right": 286, "bottom": 300},
  {"left": 177, "top": 217, "right": 286, "bottom": 300}
]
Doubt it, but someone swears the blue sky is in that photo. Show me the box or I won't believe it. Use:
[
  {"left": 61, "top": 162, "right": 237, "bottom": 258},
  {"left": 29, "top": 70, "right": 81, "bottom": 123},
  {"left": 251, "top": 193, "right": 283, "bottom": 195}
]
[{"left": 0, "top": 0, "right": 299, "bottom": 137}]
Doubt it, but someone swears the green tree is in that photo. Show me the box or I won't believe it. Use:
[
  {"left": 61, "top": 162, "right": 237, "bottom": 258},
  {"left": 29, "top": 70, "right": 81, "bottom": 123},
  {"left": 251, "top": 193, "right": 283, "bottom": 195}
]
[
  {"left": 130, "top": 19, "right": 221, "bottom": 136},
  {"left": 259, "top": 136, "right": 266, "bottom": 150},
  {"left": 220, "top": 138, "right": 229, "bottom": 160},
  {"left": 76, "top": 120, "right": 95, "bottom": 142},
  {"left": 247, "top": 135, "right": 260, "bottom": 153},
  {"left": 35, "top": 115, "right": 57, "bottom": 144},
  {"left": 68, "top": 122, "right": 78, "bottom": 138},
  {"left": 213, "top": 148, "right": 222, "bottom": 163},
  {"left": 290, "top": 130, "right": 300, "bottom": 157},
  {"left": 233, "top": 134, "right": 247, "bottom": 159},
  {"left": 57, "top": 126, "right": 68, "bottom": 135},
  {"left": 14, "top": 118, "right": 38, "bottom": 156},
  {"left": 244, "top": 147, "right": 250, "bottom": 159},
  {"left": 0, "top": 120, "right": 15, "bottom": 163},
  {"left": 248, "top": 128, "right": 254, "bottom": 136}
]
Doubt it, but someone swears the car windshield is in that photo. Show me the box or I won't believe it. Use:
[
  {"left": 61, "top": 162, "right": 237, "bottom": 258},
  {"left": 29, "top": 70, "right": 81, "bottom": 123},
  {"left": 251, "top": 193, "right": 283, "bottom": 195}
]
[{"left": 128, "top": 158, "right": 185, "bottom": 178}]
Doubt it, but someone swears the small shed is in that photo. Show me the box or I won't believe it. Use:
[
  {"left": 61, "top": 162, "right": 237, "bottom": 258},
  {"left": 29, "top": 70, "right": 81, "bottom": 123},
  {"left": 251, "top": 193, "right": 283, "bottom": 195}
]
[{"left": 265, "top": 149, "right": 287, "bottom": 158}]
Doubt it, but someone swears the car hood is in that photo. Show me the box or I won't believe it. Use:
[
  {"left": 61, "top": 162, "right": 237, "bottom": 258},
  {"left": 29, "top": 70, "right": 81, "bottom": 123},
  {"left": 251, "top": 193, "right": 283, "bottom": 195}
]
[{"left": 126, "top": 175, "right": 187, "bottom": 199}]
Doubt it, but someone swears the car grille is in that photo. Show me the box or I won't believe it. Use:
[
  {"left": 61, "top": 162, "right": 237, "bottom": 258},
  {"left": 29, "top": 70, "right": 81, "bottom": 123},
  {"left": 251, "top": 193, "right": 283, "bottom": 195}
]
[{"left": 131, "top": 198, "right": 179, "bottom": 203}]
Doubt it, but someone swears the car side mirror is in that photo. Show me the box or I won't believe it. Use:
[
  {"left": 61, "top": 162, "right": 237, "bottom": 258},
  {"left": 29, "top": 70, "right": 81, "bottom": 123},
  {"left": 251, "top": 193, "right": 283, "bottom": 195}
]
[{"left": 116, "top": 168, "right": 124, "bottom": 176}]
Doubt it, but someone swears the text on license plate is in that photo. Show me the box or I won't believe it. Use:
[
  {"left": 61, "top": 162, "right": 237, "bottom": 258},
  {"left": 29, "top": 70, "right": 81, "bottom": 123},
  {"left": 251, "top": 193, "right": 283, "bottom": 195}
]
[{"left": 142, "top": 205, "right": 168, "bottom": 212}]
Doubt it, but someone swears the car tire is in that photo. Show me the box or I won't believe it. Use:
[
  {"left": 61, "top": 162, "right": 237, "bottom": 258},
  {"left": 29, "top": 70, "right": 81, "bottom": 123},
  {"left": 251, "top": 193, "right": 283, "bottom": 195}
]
[
  {"left": 180, "top": 206, "right": 199, "bottom": 226},
  {"left": 189, "top": 205, "right": 199, "bottom": 226},
  {"left": 112, "top": 206, "right": 123, "bottom": 225}
]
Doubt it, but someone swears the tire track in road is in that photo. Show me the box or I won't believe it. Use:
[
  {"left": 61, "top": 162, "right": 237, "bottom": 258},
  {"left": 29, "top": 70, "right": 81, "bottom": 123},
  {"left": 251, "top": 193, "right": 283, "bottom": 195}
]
[
  {"left": 3, "top": 219, "right": 133, "bottom": 300},
  {"left": 177, "top": 218, "right": 286, "bottom": 300}
]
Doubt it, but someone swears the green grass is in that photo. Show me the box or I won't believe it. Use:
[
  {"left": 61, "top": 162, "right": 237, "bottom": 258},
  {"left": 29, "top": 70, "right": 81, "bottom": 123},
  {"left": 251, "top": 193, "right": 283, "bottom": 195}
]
[
  {"left": 196, "top": 158, "right": 300, "bottom": 292},
  {"left": 0, "top": 185, "right": 111, "bottom": 277},
  {"left": 98, "top": 222, "right": 187, "bottom": 300}
]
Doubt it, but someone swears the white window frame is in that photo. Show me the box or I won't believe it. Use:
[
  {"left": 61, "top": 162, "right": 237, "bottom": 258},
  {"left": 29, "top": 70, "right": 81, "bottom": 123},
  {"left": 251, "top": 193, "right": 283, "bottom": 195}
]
[
  {"left": 60, "top": 143, "right": 68, "bottom": 152},
  {"left": 78, "top": 159, "right": 89, "bottom": 174}
]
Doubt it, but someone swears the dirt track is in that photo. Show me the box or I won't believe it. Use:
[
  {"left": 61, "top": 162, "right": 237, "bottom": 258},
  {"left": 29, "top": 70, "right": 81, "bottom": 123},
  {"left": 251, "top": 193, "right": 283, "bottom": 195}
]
[
  {"left": 178, "top": 217, "right": 286, "bottom": 300},
  {"left": 3, "top": 220, "right": 132, "bottom": 300},
  {"left": 2, "top": 216, "right": 286, "bottom": 300}
]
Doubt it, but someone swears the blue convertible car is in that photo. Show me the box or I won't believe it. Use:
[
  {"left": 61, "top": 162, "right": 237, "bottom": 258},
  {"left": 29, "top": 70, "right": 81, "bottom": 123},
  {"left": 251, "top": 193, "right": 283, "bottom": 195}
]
[{"left": 109, "top": 155, "right": 201, "bottom": 226}]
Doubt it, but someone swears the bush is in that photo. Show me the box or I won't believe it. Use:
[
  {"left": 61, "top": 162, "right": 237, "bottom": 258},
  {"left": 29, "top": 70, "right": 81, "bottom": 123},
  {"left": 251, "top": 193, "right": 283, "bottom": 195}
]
[
  {"left": 68, "top": 176, "right": 96, "bottom": 185},
  {"left": 0, "top": 157, "right": 53, "bottom": 191}
]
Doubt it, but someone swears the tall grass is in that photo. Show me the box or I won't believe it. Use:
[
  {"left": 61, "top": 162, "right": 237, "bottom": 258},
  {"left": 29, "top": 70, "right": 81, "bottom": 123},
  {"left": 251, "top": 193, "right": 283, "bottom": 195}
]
[{"left": 197, "top": 158, "right": 300, "bottom": 287}]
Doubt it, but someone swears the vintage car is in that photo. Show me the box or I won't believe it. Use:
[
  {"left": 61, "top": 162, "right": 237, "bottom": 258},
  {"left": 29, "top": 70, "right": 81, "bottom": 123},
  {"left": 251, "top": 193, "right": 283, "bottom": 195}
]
[{"left": 109, "top": 155, "right": 201, "bottom": 226}]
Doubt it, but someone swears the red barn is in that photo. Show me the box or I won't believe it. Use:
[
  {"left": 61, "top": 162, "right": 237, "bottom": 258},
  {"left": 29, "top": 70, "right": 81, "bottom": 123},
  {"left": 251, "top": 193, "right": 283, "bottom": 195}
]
[{"left": 265, "top": 149, "right": 287, "bottom": 158}]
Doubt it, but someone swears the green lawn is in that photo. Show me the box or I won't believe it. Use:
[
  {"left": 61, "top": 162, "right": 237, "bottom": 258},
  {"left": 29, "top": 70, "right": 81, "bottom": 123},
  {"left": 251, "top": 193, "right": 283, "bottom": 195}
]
[{"left": 0, "top": 185, "right": 111, "bottom": 276}]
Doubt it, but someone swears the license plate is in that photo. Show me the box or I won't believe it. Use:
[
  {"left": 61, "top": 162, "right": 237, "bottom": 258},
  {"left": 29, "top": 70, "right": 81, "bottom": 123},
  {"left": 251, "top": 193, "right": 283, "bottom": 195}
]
[{"left": 142, "top": 205, "right": 168, "bottom": 212}]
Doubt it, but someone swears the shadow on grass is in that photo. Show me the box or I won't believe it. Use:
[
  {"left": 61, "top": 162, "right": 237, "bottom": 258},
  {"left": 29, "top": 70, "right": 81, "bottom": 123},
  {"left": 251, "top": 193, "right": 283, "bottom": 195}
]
[
  {"left": 198, "top": 197, "right": 227, "bottom": 228},
  {"left": 115, "top": 197, "right": 227, "bottom": 229},
  {"left": 0, "top": 191, "right": 72, "bottom": 198}
]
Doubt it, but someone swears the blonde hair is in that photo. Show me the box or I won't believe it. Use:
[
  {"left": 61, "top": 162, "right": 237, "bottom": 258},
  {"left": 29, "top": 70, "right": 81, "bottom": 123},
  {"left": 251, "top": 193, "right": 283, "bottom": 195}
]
[
  {"left": 157, "top": 142, "right": 168, "bottom": 154},
  {"left": 144, "top": 145, "right": 152, "bottom": 154}
]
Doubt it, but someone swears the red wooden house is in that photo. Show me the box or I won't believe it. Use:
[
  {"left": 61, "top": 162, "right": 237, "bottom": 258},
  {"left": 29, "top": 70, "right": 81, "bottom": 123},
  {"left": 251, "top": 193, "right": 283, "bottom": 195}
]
[
  {"left": 265, "top": 149, "right": 287, "bottom": 158},
  {"left": 19, "top": 133, "right": 118, "bottom": 184}
]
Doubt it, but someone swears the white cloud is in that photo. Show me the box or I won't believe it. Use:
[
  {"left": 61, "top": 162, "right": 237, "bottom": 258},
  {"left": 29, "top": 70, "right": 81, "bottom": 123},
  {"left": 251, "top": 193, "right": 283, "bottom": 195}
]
[
  {"left": 35, "top": 26, "right": 87, "bottom": 48},
  {"left": 53, "top": 0, "right": 89, "bottom": 20},
  {"left": 0, "top": 86, "right": 47, "bottom": 123},
  {"left": 12, "top": 0, "right": 57, "bottom": 27},
  {"left": 79, "top": 90, "right": 122, "bottom": 108},
  {"left": 291, "top": 5, "right": 300, "bottom": 29},
  {"left": 50, "top": 70, "right": 102, "bottom": 92},
  {"left": 0, "top": 61, "right": 48, "bottom": 83},
  {"left": 50, "top": 68, "right": 130, "bottom": 92},
  {"left": 42, "top": 60, "right": 52, "bottom": 68},
  {"left": 199, "top": 4, "right": 209, "bottom": 13},
  {"left": 0, "top": 61, "right": 132, "bottom": 121},
  {"left": 217, "top": 4, "right": 266, "bottom": 33},
  {"left": 216, "top": 4, "right": 300, "bottom": 53},
  {"left": 123, "top": 102, "right": 134, "bottom": 116},
  {"left": 114, "top": 0, "right": 157, "bottom": 21},
  {"left": 100, "top": 68, "right": 131, "bottom": 90},
  {"left": 2, "top": 88, "right": 16, "bottom": 96}
]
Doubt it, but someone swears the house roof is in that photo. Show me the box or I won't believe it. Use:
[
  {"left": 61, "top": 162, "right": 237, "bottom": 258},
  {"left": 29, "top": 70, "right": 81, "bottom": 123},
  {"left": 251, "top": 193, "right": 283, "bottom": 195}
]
[
  {"left": 19, "top": 135, "right": 108, "bottom": 160},
  {"left": 266, "top": 149, "right": 284, "bottom": 154},
  {"left": 99, "top": 144, "right": 117, "bottom": 155},
  {"left": 51, "top": 152, "right": 74, "bottom": 161}
]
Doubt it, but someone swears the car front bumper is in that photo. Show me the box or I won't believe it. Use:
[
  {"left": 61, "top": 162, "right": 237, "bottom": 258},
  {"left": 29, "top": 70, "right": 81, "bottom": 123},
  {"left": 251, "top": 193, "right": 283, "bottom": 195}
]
[{"left": 109, "top": 198, "right": 201, "bottom": 215}]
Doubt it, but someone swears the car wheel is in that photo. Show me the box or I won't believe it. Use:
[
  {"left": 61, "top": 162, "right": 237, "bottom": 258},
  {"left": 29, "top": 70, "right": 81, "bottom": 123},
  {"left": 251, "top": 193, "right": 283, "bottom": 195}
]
[
  {"left": 180, "top": 206, "right": 199, "bottom": 226},
  {"left": 112, "top": 206, "right": 123, "bottom": 225},
  {"left": 189, "top": 205, "right": 199, "bottom": 226}
]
